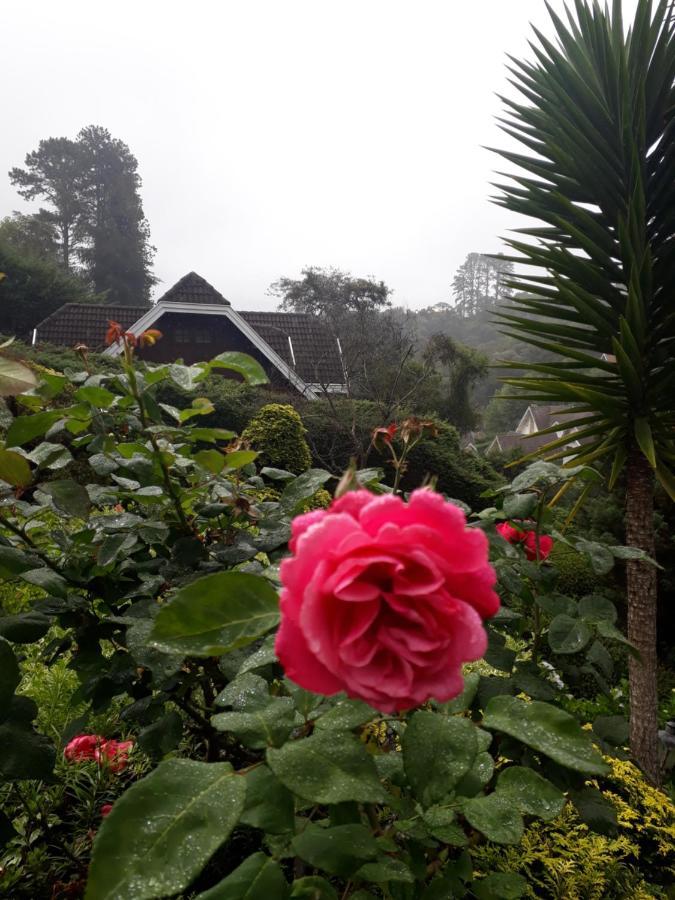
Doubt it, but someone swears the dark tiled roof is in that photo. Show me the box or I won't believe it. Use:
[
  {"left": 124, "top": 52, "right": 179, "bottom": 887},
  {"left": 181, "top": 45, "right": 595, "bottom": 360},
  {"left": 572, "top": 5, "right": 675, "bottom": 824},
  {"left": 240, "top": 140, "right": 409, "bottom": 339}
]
[
  {"left": 239, "top": 311, "right": 344, "bottom": 385},
  {"left": 156, "top": 272, "right": 230, "bottom": 306},
  {"left": 34, "top": 304, "right": 345, "bottom": 386},
  {"left": 35, "top": 304, "right": 148, "bottom": 349}
]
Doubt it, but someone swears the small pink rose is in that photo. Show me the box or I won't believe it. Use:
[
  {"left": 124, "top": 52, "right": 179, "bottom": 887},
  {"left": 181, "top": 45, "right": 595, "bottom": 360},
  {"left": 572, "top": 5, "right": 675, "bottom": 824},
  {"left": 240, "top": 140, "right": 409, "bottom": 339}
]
[
  {"left": 100, "top": 803, "right": 113, "bottom": 818},
  {"left": 63, "top": 734, "right": 105, "bottom": 763},
  {"left": 523, "top": 531, "right": 554, "bottom": 562},
  {"left": 496, "top": 521, "right": 524, "bottom": 544},
  {"left": 276, "top": 489, "right": 499, "bottom": 712},
  {"left": 95, "top": 740, "right": 134, "bottom": 773}
]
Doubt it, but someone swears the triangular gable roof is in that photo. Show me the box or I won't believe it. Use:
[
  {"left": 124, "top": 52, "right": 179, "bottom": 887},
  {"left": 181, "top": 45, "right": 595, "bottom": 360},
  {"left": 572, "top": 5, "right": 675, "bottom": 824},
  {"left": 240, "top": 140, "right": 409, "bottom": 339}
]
[{"left": 156, "top": 272, "right": 230, "bottom": 306}]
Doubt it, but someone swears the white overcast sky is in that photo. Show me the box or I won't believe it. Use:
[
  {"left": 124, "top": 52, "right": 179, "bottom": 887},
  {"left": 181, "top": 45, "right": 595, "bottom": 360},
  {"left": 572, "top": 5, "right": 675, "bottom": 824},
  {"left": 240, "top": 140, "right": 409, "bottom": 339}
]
[{"left": 2, "top": 0, "right": 638, "bottom": 310}]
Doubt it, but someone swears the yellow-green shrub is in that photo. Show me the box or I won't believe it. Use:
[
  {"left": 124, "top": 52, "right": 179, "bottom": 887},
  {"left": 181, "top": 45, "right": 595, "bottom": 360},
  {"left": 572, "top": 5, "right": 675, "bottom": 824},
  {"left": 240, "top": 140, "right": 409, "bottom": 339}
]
[
  {"left": 473, "top": 757, "right": 675, "bottom": 899},
  {"left": 242, "top": 403, "right": 312, "bottom": 475}
]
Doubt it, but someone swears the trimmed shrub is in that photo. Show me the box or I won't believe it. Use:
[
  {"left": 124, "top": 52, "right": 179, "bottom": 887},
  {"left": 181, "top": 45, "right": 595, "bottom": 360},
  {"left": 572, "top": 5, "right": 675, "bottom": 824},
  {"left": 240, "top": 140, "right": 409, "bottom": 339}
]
[
  {"left": 242, "top": 403, "right": 312, "bottom": 474},
  {"left": 396, "top": 421, "right": 502, "bottom": 511},
  {"left": 550, "top": 542, "right": 601, "bottom": 597},
  {"left": 156, "top": 376, "right": 265, "bottom": 435}
]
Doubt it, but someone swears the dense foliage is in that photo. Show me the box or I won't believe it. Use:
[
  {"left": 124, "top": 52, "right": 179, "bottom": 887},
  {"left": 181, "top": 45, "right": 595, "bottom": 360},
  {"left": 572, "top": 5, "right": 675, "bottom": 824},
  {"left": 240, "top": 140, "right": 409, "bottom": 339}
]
[{"left": 0, "top": 339, "right": 670, "bottom": 899}]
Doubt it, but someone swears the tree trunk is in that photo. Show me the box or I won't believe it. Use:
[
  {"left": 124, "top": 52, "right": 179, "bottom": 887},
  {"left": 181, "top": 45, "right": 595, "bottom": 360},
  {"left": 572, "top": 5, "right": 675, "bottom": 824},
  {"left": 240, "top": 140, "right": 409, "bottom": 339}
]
[{"left": 625, "top": 445, "right": 660, "bottom": 783}]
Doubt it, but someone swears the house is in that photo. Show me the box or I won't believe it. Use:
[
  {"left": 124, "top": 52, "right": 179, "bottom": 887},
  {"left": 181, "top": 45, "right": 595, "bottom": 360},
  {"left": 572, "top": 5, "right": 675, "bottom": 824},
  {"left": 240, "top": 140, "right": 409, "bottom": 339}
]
[
  {"left": 33, "top": 272, "right": 347, "bottom": 401},
  {"left": 486, "top": 404, "right": 584, "bottom": 460}
]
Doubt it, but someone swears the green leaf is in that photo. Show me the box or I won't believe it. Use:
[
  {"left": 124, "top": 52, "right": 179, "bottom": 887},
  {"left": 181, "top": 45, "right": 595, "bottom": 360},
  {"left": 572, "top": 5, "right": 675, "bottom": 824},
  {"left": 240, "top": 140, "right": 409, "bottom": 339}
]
[
  {"left": 27, "top": 441, "right": 72, "bottom": 470},
  {"left": 189, "top": 427, "right": 237, "bottom": 443},
  {"left": 21, "top": 567, "right": 67, "bottom": 598},
  {"left": 503, "top": 492, "right": 538, "bottom": 518},
  {"left": 240, "top": 765, "right": 295, "bottom": 834},
  {"left": 224, "top": 449, "right": 259, "bottom": 470},
  {"left": 212, "top": 698, "right": 295, "bottom": 748},
  {"left": 195, "top": 852, "right": 287, "bottom": 900},
  {"left": 314, "top": 698, "right": 377, "bottom": 731},
  {"left": 289, "top": 877, "right": 338, "bottom": 900},
  {"left": 578, "top": 594, "right": 617, "bottom": 624},
  {"left": 137, "top": 711, "right": 183, "bottom": 759},
  {"left": 86, "top": 759, "right": 246, "bottom": 900},
  {"left": 5, "top": 410, "right": 62, "bottom": 447},
  {"left": 0, "top": 356, "right": 37, "bottom": 397},
  {"left": 0, "top": 546, "right": 35, "bottom": 579},
  {"left": 98, "top": 533, "right": 136, "bottom": 567},
  {"left": 40, "top": 479, "right": 91, "bottom": 518},
  {"left": 484, "top": 696, "right": 608, "bottom": 775},
  {"left": 75, "top": 385, "right": 116, "bottom": 408},
  {"left": 422, "top": 806, "right": 468, "bottom": 845},
  {"left": 267, "top": 730, "right": 387, "bottom": 804},
  {"left": 573, "top": 539, "right": 615, "bottom": 575},
  {"left": 439, "top": 672, "right": 480, "bottom": 713},
  {"left": 402, "top": 711, "right": 477, "bottom": 806},
  {"left": 455, "top": 751, "right": 494, "bottom": 798},
  {"left": 195, "top": 449, "right": 226, "bottom": 475},
  {"left": 280, "top": 469, "right": 333, "bottom": 513},
  {"left": 210, "top": 352, "right": 269, "bottom": 386},
  {"left": 150, "top": 572, "right": 279, "bottom": 657},
  {"left": 536, "top": 593, "right": 578, "bottom": 618},
  {"left": 495, "top": 766, "right": 565, "bottom": 821},
  {"left": 291, "top": 823, "right": 378, "bottom": 876},
  {"left": 472, "top": 873, "right": 528, "bottom": 900},
  {"left": 0, "top": 637, "right": 20, "bottom": 718},
  {"left": 634, "top": 418, "right": 656, "bottom": 468},
  {"left": 0, "top": 449, "right": 31, "bottom": 487},
  {"left": 0, "top": 611, "right": 51, "bottom": 644},
  {"left": 354, "top": 858, "right": 414, "bottom": 884},
  {"left": 216, "top": 673, "right": 270, "bottom": 710},
  {"left": 462, "top": 794, "right": 524, "bottom": 844},
  {"left": 485, "top": 630, "right": 517, "bottom": 672},
  {"left": 548, "top": 614, "right": 592, "bottom": 654}
]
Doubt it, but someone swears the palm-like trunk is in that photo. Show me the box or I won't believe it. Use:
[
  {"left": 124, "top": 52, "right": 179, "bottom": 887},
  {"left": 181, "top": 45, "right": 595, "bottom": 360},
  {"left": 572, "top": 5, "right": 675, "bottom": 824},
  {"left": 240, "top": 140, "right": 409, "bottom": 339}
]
[{"left": 625, "top": 445, "right": 660, "bottom": 783}]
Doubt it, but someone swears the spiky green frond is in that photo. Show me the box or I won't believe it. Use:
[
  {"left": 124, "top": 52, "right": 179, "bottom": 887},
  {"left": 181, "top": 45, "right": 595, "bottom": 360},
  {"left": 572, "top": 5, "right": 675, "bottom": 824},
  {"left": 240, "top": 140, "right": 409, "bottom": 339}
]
[{"left": 494, "top": 0, "right": 675, "bottom": 497}]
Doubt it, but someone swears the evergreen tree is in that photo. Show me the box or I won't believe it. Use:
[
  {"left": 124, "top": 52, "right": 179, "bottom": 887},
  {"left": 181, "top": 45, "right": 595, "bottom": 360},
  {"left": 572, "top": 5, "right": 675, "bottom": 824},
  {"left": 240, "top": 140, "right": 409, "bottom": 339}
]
[
  {"left": 76, "top": 126, "right": 155, "bottom": 305},
  {"left": 9, "top": 137, "right": 84, "bottom": 269},
  {"left": 451, "top": 253, "right": 513, "bottom": 317},
  {"left": 9, "top": 126, "right": 155, "bottom": 305},
  {"left": 0, "top": 240, "right": 95, "bottom": 337}
]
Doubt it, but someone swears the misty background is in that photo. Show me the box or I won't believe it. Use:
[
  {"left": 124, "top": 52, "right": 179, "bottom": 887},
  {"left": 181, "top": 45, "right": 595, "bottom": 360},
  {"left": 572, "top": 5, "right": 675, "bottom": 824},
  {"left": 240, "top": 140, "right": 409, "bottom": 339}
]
[{"left": 2, "top": 0, "right": 637, "bottom": 309}]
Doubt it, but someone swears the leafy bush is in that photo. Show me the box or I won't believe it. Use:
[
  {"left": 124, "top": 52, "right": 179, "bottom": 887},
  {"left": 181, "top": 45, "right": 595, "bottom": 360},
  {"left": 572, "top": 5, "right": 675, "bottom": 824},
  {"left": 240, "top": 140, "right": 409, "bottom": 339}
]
[
  {"left": 0, "top": 348, "right": 661, "bottom": 899},
  {"left": 242, "top": 403, "right": 312, "bottom": 474},
  {"left": 397, "top": 420, "right": 501, "bottom": 510},
  {"left": 155, "top": 374, "right": 264, "bottom": 435}
]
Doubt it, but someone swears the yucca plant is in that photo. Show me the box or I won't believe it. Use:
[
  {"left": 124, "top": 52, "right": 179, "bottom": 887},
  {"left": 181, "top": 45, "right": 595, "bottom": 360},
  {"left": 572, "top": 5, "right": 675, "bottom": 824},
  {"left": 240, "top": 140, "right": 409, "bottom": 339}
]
[{"left": 493, "top": 0, "right": 675, "bottom": 782}]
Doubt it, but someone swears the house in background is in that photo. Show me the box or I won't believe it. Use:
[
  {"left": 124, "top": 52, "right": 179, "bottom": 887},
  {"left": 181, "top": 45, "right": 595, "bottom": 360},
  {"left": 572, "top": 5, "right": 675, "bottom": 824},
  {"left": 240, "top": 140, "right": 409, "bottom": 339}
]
[
  {"left": 486, "top": 403, "right": 584, "bottom": 461},
  {"left": 33, "top": 273, "right": 346, "bottom": 401}
]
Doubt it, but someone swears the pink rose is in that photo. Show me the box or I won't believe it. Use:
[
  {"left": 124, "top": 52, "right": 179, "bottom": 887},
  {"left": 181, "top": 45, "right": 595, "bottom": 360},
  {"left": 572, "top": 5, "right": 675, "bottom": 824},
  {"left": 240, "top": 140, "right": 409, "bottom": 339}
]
[
  {"left": 95, "top": 740, "right": 134, "bottom": 773},
  {"left": 523, "top": 531, "right": 554, "bottom": 562},
  {"left": 496, "top": 521, "right": 554, "bottom": 562},
  {"left": 64, "top": 734, "right": 105, "bottom": 762},
  {"left": 276, "top": 489, "right": 499, "bottom": 712},
  {"left": 496, "top": 521, "right": 524, "bottom": 545},
  {"left": 100, "top": 803, "right": 114, "bottom": 818}
]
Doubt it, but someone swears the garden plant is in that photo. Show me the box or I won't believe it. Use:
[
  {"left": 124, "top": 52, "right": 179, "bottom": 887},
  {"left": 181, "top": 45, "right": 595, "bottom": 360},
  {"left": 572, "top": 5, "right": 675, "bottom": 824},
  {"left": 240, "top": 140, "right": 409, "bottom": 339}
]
[{"left": 0, "top": 325, "right": 671, "bottom": 899}]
